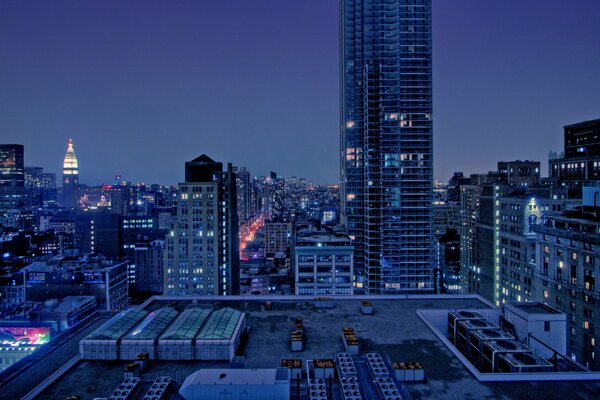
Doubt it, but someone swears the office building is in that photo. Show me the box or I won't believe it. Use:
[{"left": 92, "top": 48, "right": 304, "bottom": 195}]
[
  {"left": 293, "top": 231, "right": 353, "bottom": 295},
  {"left": 132, "top": 240, "right": 164, "bottom": 295},
  {"left": 23, "top": 257, "right": 128, "bottom": 311},
  {"left": 0, "top": 144, "right": 25, "bottom": 209},
  {"left": 549, "top": 118, "right": 600, "bottom": 188},
  {"left": 264, "top": 220, "right": 292, "bottom": 257},
  {"left": 497, "top": 188, "right": 575, "bottom": 305},
  {"left": 164, "top": 155, "right": 239, "bottom": 296},
  {"left": 61, "top": 139, "right": 79, "bottom": 207},
  {"left": 533, "top": 203, "right": 600, "bottom": 369},
  {"left": 497, "top": 161, "right": 541, "bottom": 187},
  {"left": 340, "top": 0, "right": 433, "bottom": 294},
  {"left": 435, "top": 229, "right": 461, "bottom": 294}
]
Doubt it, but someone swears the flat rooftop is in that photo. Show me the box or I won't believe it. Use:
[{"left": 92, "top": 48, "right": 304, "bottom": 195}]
[
  {"left": 36, "top": 296, "right": 600, "bottom": 400},
  {"left": 511, "top": 302, "right": 562, "bottom": 315}
]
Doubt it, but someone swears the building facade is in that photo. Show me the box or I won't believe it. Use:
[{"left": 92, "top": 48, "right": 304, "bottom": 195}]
[
  {"left": 0, "top": 144, "right": 25, "bottom": 209},
  {"left": 294, "top": 232, "right": 354, "bottom": 295},
  {"left": 164, "top": 155, "right": 239, "bottom": 296},
  {"left": 340, "top": 0, "right": 433, "bottom": 294},
  {"left": 62, "top": 139, "right": 79, "bottom": 207},
  {"left": 549, "top": 119, "right": 600, "bottom": 188},
  {"left": 533, "top": 210, "right": 600, "bottom": 369}
]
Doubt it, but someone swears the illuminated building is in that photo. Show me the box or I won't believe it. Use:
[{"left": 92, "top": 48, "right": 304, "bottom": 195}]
[
  {"left": 264, "top": 220, "right": 292, "bottom": 257},
  {"left": 0, "top": 325, "right": 51, "bottom": 372},
  {"left": 434, "top": 229, "right": 461, "bottom": 294},
  {"left": 497, "top": 160, "right": 540, "bottom": 186},
  {"left": 497, "top": 188, "right": 575, "bottom": 305},
  {"left": 61, "top": 138, "right": 79, "bottom": 207},
  {"left": 533, "top": 192, "right": 600, "bottom": 369},
  {"left": 164, "top": 155, "right": 239, "bottom": 296},
  {"left": 24, "top": 166, "right": 57, "bottom": 206},
  {"left": 0, "top": 144, "right": 25, "bottom": 210},
  {"left": 340, "top": 0, "right": 434, "bottom": 294},
  {"left": 293, "top": 231, "right": 354, "bottom": 295},
  {"left": 549, "top": 118, "right": 600, "bottom": 189},
  {"left": 23, "top": 257, "right": 128, "bottom": 311}
]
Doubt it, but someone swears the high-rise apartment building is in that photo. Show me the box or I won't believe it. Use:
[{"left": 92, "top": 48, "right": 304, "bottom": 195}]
[
  {"left": 62, "top": 139, "right": 79, "bottom": 207},
  {"left": 549, "top": 118, "right": 600, "bottom": 189},
  {"left": 164, "top": 155, "right": 239, "bottom": 296},
  {"left": 0, "top": 144, "right": 25, "bottom": 209},
  {"left": 340, "top": 0, "right": 433, "bottom": 293}
]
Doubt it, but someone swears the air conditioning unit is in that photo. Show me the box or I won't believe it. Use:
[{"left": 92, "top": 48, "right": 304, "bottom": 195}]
[
  {"left": 308, "top": 379, "right": 327, "bottom": 400},
  {"left": 456, "top": 319, "right": 499, "bottom": 353},
  {"left": 468, "top": 328, "right": 514, "bottom": 366},
  {"left": 481, "top": 339, "right": 529, "bottom": 372},
  {"left": 447, "top": 311, "right": 485, "bottom": 344},
  {"left": 340, "top": 376, "right": 363, "bottom": 400},
  {"left": 496, "top": 352, "right": 553, "bottom": 373}
]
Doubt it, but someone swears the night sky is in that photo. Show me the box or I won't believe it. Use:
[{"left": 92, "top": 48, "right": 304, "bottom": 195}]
[{"left": 1, "top": 0, "right": 599, "bottom": 185}]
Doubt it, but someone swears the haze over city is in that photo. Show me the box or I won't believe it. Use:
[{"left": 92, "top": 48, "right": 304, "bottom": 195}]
[{"left": 1, "top": 0, "right": 599, "bottom": 184}]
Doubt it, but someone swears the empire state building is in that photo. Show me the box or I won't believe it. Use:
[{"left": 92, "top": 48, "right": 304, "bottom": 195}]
[{"left": 62, "top": 139, "right": 79, "bottom": 207}]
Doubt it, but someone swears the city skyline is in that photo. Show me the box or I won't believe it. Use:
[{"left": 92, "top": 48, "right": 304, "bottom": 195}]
[{"left": 1, "top": 0, "right": 600, "bottom": 185}]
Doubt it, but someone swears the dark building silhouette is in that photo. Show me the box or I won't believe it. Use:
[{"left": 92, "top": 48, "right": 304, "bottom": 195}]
[{"left": 0, "top": 144, "right": 25, "bottom": 209}]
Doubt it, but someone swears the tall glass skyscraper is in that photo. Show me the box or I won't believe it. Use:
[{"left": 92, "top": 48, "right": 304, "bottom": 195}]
[{"left": 340, "top": 0, "right": 433, "bottom": 294}]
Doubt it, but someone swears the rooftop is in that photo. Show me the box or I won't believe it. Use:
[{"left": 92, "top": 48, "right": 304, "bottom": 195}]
[
  {"left": 510, "top": 302, "right": 562, "bottom": 315},
  {"left": 35, "top": 296, "right": 600, "bottom": 400},
  {"left": 196, "top": 307, "right": 243, "bottom": 341},
  {"left": 85, "top": 308, "right": 148, "bottom": 340},
  {"left": 181, "top": 368, "right": 288, "bottom": 387},
  {"left": 123, "top": 307, "right": 179, "bottom": 341},
  {"left": 159, "top": 308, "right": 211, "bottom": 341}
]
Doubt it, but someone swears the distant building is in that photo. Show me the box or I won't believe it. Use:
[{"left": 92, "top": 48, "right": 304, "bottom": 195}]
[
  {"left": 533, "top": 205, "right": 600, "bottom": 369},
  {"left": 0, "top": 144, "right": 25, "bottom": 209},
  {"left": 132, "top": 240, "right": 164, "bottom": 295},
  {"left": 497, "top": 188, "right": 576, "bottom": 305},
  {"left": 497, "top": 161, "right": 541, "bottom": 186},
  {"left": 435, "top": 229, "right": 461, "bottom": 294},
  {"left": 293, "top": 231, "right": 353, "bottom": 295},
  {"left": 550, "top": 118, "right": 600, "bottom": 189},
  {"left": 61, "top": 139, "right": 79, "bottom": 207},
  {"left": 460, "top": 185, "right": 483, "bottom": 295},
  {"left": 164, "top": 155, "right": 239, "bottom": 296},
  {"left": 340, "top": 0, "right": 434, "bottom": 294},
  {"left": 24, "top": 166, "right": 56, "bottom": 207},
  {"left": 264, "top": 220, "right": 292, "bottom": 257},
  {"left": 23, "top": 257, "right": 128, "bottom": 311}
]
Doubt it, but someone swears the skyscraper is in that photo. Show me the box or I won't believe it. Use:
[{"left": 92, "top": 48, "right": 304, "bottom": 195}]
[
  {"left": 62, "top": 139, "right": 79, "bottom": 207},
  {"left": 164, "top": 155, "right": 239, "bottom": 296},
  {"left": 0, "top": 144, "right": 25, "bottom": 209},
  {"left": 340, "top": 0, "right": 433, "bottom": 294}
]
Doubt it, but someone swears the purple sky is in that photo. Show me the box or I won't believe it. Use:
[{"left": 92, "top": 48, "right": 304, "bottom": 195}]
[{"left": 1, "top": 0, "right": 599, "bottom": 185}]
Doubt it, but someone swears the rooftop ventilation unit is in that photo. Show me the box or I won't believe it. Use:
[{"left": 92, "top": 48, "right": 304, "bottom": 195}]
[
  {"left": 468, "top": 328, "right": 514, "bottom": 365},
  {"left": 308, "top": 378, "right": 328, "bottom": 400},
  {"left": 448, "top": 311, "right": 485, "bottom": 344},
  {"left": 456, "top": 319, "right": 500, "bottom": 352},
  {"left": 481, "top": 339, "right": 529, "bottom": 372},
  {"left": 496, "top": 352, "right": 553, "bottom": 373},
  {"left": 107, "top": 377, "right": 141, "bottom": 400},
  {"left": 374, "top": 377, "right": 401, "bottom": 400},
  {"left": 340, "top": 376, "right": 363, "bottom": 400}
]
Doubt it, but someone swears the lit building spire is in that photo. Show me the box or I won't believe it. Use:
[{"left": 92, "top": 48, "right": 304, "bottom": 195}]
[
  {"left": 61, "top": 138, "right": 80, "bottom": 207},
  {"left": 63, "top": 138, "right": 79, "bottom": 172}
]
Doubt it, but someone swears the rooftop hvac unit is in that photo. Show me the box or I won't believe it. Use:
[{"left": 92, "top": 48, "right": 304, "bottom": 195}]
[
  {"left": 374, "top": 377, "right": 401, "bottom": 400},
  {"left": 341, "top": 376, "right": 363, "bottom": 400},
  {"left": 448, "top": 311, "right": 485, "bottom": 344},
  {"left": 456, "top": 319, "right": 499, "bottom": 353},
  {"left": 468, "top": 328, "right": 514, "bottom": 365},
  {"left": 481, "top": 339, "right": 529, "bottom": 373},
  {"left": 496, "top": 352, "right": 553, "bottom": 373},
  {"left": 308, "top": 379, "right": 328, "bottom": 400}
]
